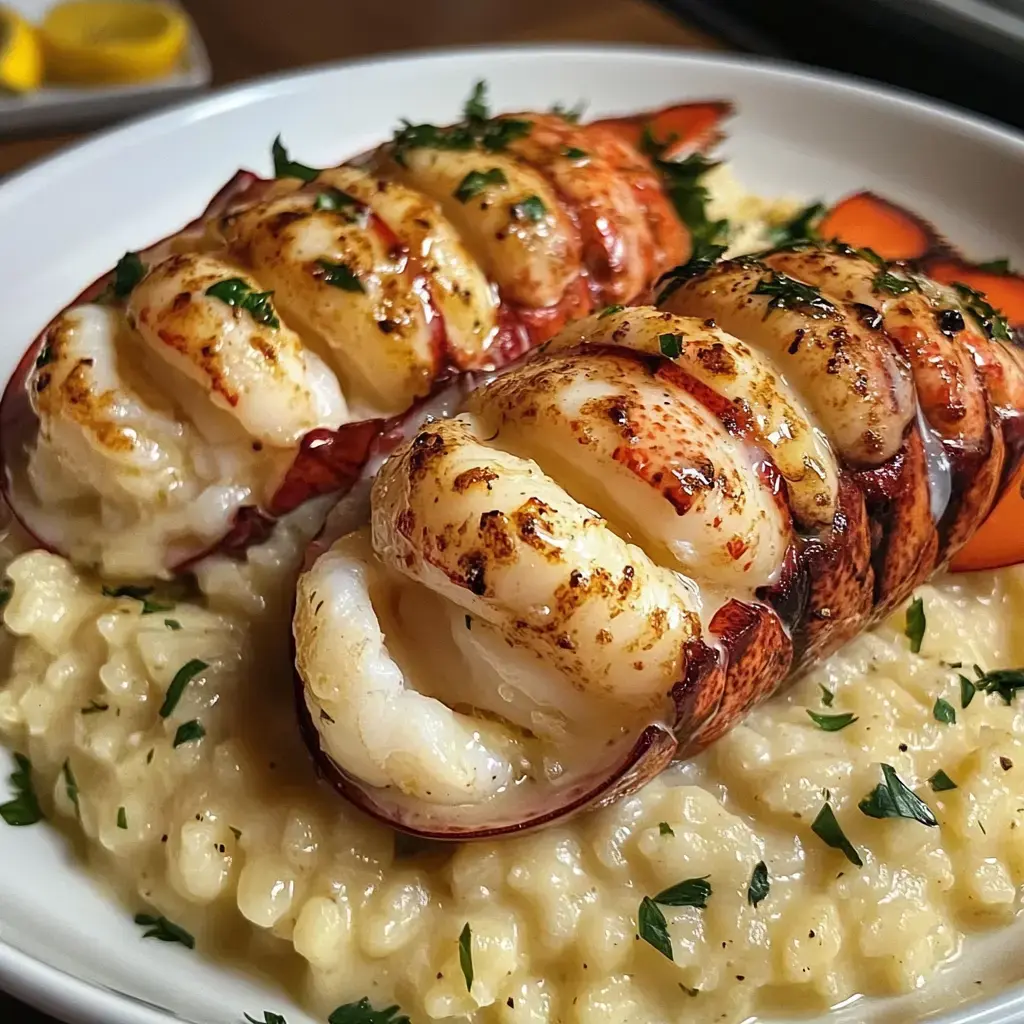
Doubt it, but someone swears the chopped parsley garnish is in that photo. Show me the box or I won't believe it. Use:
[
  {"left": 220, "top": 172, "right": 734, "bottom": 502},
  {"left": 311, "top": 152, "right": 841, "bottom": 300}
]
[
  {"left": 511, "top": 195, "right": 547, "bottom": 222},
  {"left": 638, "top": 896, "right": 673, "bottom": 960},
  {"left": 112, "top": 252, "right": 147, "bottom": 298},
  {"left": 959, "top": 674, "right": 976, "bottom": 708},
  {"left": 598, "top": 304, "right": 624, "bottom": 318},
  {"left": 562, "top": 146, "right": 588, "bottom": 161},
  {"left": 976, "top": 257, "right": 1011, "bottom": 274},
  {"left": 929, "top": 769, "right": 958, "bottom": 792},
  {"left": 453, "top": 167, "right": 508, "bottom": 203},
  {"left": 245, "top": 1014, "right": 287, "bottom": 1024},
  {"left": 117, "top": 806, "right": 127, "bottom": 829},
  {"left": 806, "top": 710, "right": 858, "bottom": 731},
  {"left": 858, "top": 763, "right": 937, "bottom": 826},
  {"left": 905, "top": 597, "right": 925, "bottom": 654},
  {"left": 165, "top": 619, "right": 182, "bottom": 631},
  {"left": 391, "top": 82, "right": 532, "bottom": 166},
  {"left": 271, "top": 136, "right": 319, "bottom": 182},
  {"left": 134, "top": 913, "right": 194, "bottom": 948},
  {"left": 103, "top": 584, "right": 153, "bottom": 600},
  {"left": 653, "top": 876, "right": 712, "bottom": 909},
  {"left": 747, "top": 861, "right": 770, "bottom": 907},
  {"left": 314, "top": 258, "right": 365, "bottom": 293},
  {"left": 819, "top": 684, "right": 835, "bottom": 707},
  {"left": 811, "top": 803, "right": 862, "bottom": 866},
  {"left": 550, "top": 100, "right": 586, "bottom": 123},
  {"left": 768, "top": 202, "right": 825, "bottom": 247},
  {"left": 659, "top": 821, "right": 675, "bottom": 837},
  {"left": 81, "top": 699, "right": 108, "bottom": 715},
  {"left": 464, "top": 80, "right": 488, "bottom": 121},
  {"left": 328, "top": 998, "right": 411, "bottom": 1024},
  {"left": 873, "top": 270, "right": 917, "bottom": 296},
  {"left": 205, "top": 278, "right": 280, "bottom": 329},
  {"left": 655, "top": 239, "right": 728, "bottom": 304},
  {"left": 142, "top": 598, "right": 174, "bottom": 615},
  {"left": 458, "top": 922, "right": 474, "bottom": 991},
  {"left": 658, "top": 333, "right": 683, "bottom": 358},
  {"left": 933, "top": 698, "right": 956, "bottom": 725},
  {"left": 968, "top": 664, "right": 1024, "bottom": 705},
  {"left": 63, "top": 759, "right": 79, "bottom": 811},
  {"left": 649, "top": 150, "right": 730, "bottom": 256},
  {"left": 953, "top": 282, "right": 1011, "bottom": 341},
  {"left": 313, "top": 187, "right": 366, "bottom": 223},
  {"left": 159, "top": 659, "right": 208, "bottom": 718},
  {"left": 0, "top": 753, "right": 42, "bottom": 826},
  {"left": 752, "top": 271, "right": 836, "bottom": 316},
  {"left": 173, "top": 720, "right": 206, "bottom": 747}
]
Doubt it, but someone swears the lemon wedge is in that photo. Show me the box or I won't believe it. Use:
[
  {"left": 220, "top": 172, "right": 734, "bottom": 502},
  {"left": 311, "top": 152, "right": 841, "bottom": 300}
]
[
  {"left": 41, "top": 1, "right": 187, "bottom": 86},
  {"left": 0, "top": 7, "right": 43, "bottom": 93}
]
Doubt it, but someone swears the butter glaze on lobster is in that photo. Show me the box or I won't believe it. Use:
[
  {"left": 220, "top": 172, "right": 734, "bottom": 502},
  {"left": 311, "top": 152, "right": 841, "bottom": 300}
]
[
  {"left": 294, "top": 243, "right": 1024, "bottom": 839},
  {"left": 0, "top": 95, "right": 722, "bottom": 579}
]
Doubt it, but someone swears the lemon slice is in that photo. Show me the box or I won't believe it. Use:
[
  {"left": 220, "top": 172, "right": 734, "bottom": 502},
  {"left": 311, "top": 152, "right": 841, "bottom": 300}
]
[
  {"left": 0, "top": 7, "right": 43, "bottom": 93},
  {"left": 41, "top": 1, "right": 187, "bottom": 86}
]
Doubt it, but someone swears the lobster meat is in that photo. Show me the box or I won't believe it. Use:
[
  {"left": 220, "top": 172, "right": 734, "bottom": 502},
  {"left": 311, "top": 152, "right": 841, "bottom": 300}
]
[
  {"left": 294, "top": 242, "right": 1024, "bottom": 839},
  {"left": 0, "top": 91, "right": 726, "bottom": 579}
]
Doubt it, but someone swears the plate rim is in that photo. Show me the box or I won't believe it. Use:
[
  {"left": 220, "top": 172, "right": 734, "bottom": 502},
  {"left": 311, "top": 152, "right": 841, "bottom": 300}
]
[{"left": 2, "top": 41, "right": 1024, "bottom": 1024}]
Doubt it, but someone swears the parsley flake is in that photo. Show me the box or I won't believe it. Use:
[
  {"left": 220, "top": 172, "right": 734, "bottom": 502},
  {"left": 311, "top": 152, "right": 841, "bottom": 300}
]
[
  {"left": 819, "top": 684, "right": 835, "bottom": 707},
  {"left": 328, "top": 998, "right": 411, "bottom": 1024},
  {"left": 63, "top": 759, "right": 79, "bottom": 811},
  {"left": 970, "top": 665, "right": 1024, "bottom": 705},
  {"left": 314, "top": 188, "right": 367, "bottom": 223},
  {"left": 134, "top": 913, "right": 194, "bottom": 948},
  {"left": 638, "top": 896, "right": 673, "bottom": 960},
  {"left": 550, "top": 100, "right": 586, "bottom": 123},
  {"left": 929, "top": 769, "right": 958, "bottom": 792},
  {"left": 645, "top": 147, "right": 730, "bottom": 256},
  {"left": 81, "top": 699, "right": 109, "bottom": 715},
  {"left": 806, "top": 710, "right": 858, "bottom": 731},
  {"left": 165, "top": 619, "right": 182, "bottom": 631},
  {"left": 953, "top": 282, "right": 1011, "bottom": 341},
  {"left": 873, "top": 271, "right": 917, "bottom": 296},
  {"left": 453, "top": 168, "right": 507, "bottom": 203},
  {"left": 811, "top": 803, "right": 862, "bottom": 866},
  {"left": 314, "top": 259, "right": 365, "bottom": 293},
  {"left": 858, "top": 763, "right": 937, "bottom": 826},
  {"left": 271, "top": 136, "right": 319, "bottom": 182},
  {"left": 205, "top": 278, "right": 280, "bottom": 329},
  {"left": 959, "top": 674, "right": 976, "bottom": 708},
  {"left": 768, "top": 202, "right": 825, "bottom": 247},
  {"left": 159, "top": 659, "right": 208, "bottom": 719},
  {"left": 598, "top": 304, "right": 624, "bottom": 318},
  {"left": 753, "top": 271, "right": 836, "bottom": 316},
  {"left": 0, "top": 753, "right": 42, "bottom": 826},
  {"left": 117, "top": 806, "right": 127, "bottom": 829},
  {"left": 245, "top": 1014, "right": 287, "bottom": 1024},
  {"left": 747, "top": 861, "right": 770, "bottom": 907},
  {"left": 905, "top": 597, "right": 925, "bottom": 653},
  {"left": 977, "top": 257, "right": 1011, "bottom": 274},
  {"left": 655, "top": 239, "right": 728, "bottom": 304},
  {"left": 458, "top": 922, "right": 474, "bottom": 991},
  {"left": 659, "top": 821, "right": 675, "bottom": 837},
  {"left": 511, "top": 195, "right": 546, "bottom": 222},
  {"left": 562, "top": 146, "right": 588, "bottom": 161},
  {"left": 653, "top": 876, "right": 712, "bottom": 908},
  {"left": 103, "top": 584, "right": 153, "bottom": 600},
  {"left": 113, "top": 252, "right": 147, "bottom": 298},
  {"left": 464, "top": 80, "right": 488, "bottom": 121},
  {"left": 173, "top": 720, "right": 206, "bottom": 747},
  {"left": 933, "top": 698, "right": 956, "bottom": 725},
  {"left": 658, "top": 333, "right": 683, "bottom": 359}
]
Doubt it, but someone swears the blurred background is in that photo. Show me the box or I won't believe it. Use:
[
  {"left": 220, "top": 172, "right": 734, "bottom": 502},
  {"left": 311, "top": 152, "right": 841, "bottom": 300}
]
[{"left": 0, "top": 0, "right": 1021, "bottom": 179}]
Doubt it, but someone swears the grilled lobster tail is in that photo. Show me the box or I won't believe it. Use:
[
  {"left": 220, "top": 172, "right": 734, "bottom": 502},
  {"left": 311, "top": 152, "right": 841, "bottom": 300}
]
[{"left": 295, "top": 243, "right": 1024, "bottom": 839}]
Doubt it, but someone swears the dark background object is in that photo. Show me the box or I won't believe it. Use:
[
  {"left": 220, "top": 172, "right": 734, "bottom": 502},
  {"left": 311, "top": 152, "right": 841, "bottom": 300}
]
[{"left": 652, "top": 0, "right": 1024, "bottom": 130}]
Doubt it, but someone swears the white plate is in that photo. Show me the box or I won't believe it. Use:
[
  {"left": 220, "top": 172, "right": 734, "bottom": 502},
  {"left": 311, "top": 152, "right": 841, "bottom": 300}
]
[
  {"left": 0, "top": 0, "right": 210, "bottom": 134},
  {"left": 2, "top": 44, "right": 1024, "bottom": 1024}
]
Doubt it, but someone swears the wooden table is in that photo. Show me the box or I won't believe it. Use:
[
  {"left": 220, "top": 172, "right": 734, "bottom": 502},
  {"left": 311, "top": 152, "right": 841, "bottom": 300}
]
[
  {"left": 0, "top": 3, "right": 721, "bottom": 1020},
  {"left": 0, "top": 0, "right": 720, "bottom": 177}
]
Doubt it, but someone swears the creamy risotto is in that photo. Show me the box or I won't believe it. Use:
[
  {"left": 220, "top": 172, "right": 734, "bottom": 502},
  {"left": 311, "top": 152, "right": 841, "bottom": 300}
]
[
  {"left": 2, "top": 493, "right": 1024, "bottom": 1024},
  {"left": 3, "top": 178, "right": 1024, "bottom": 1024}
]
